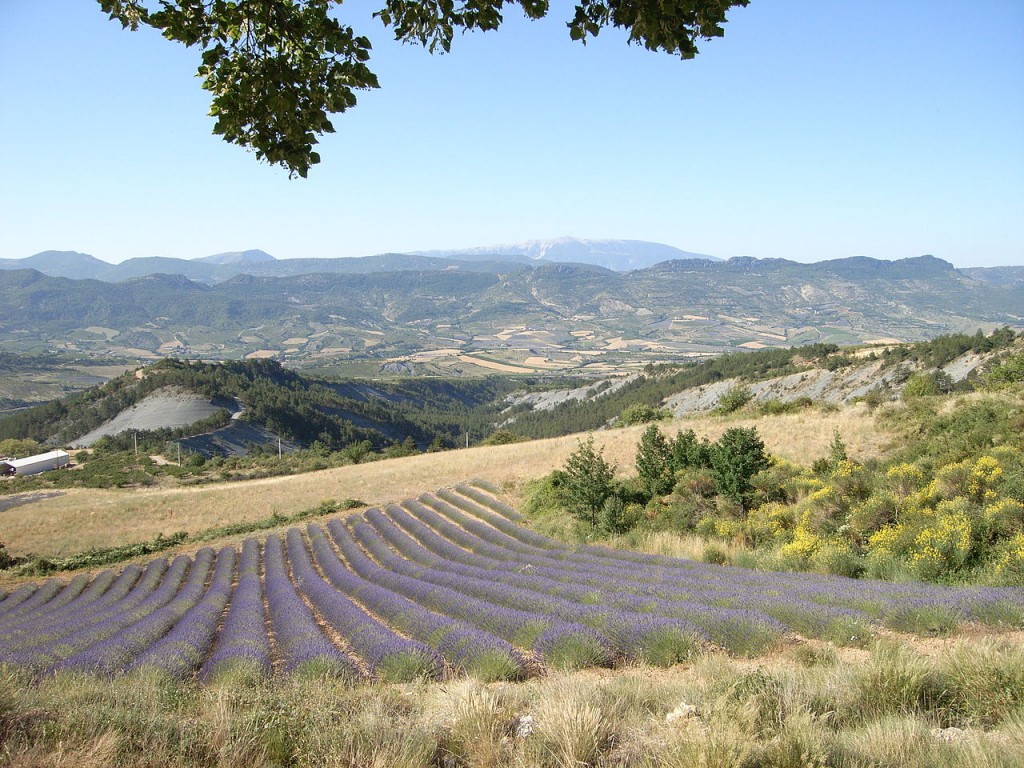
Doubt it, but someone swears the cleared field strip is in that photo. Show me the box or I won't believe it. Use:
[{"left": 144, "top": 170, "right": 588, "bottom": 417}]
[{"left": 1, "top": 482, "right": 1022, "bottom": 684}]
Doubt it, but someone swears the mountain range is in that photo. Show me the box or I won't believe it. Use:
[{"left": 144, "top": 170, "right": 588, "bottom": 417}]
[
  {"left": 1, "top": 249, "right": 1021, "bottom": 369},
  {"left": 0, "top": 238, "right": 715, "bottom": 284}
]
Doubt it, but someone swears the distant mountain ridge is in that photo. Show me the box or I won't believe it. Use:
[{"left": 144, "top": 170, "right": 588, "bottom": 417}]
[
  {"left": 195, "top": 249, "right": 276, "bottom": 265},
  {"left": 0, "top": 250, "right": 530, "bottom": 284},
  {"left": 0, "top": 254, "right": 1021, "bottom": 367},
  {"left": 2, "top": 242, "right": 1019, "bottom": 286},
  {"left": 0, "top": 238, "right": 716, "bottom": 282},
  {"left": 410, "top": 236, "right": 717, "bottom": 271}
]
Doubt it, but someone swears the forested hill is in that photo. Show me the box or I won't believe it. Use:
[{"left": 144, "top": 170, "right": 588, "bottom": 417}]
[{"left": 0, "top": 359, "right": 524, "bottom": 454}]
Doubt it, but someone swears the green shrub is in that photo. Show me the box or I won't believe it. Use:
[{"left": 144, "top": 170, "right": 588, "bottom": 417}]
[
  {"left": 714, "top": 384, "right": 754, "bottom": 415},
  {"left": 618, "top": 403, "right": 670, "bottom": 426}
]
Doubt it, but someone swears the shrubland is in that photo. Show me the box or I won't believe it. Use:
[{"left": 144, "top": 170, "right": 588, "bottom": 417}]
[{"left": 527, "top": 349, "right": 1024, "bottom": 587}]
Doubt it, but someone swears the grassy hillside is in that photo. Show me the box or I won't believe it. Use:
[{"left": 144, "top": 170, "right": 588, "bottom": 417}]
[{"left": 0, "top": 404, "right": 885, "bottom": 567}]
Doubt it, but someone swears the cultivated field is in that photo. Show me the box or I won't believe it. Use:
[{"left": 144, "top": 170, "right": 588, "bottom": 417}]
[
  {"left": 3, "top": 482, "right": 1021, "bottom": 680},
  {"left": 2, "top": 483, "right": 1023, "bottom": 767}
]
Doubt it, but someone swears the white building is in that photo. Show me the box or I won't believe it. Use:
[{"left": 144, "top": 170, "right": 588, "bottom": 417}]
[{"left": 0, "top": 450, "right": 71, "bottom": 476}]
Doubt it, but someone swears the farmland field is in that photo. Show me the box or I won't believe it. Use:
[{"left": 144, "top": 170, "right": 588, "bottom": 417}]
[{"left": 3, "top": 482, "right": 1022, "bottom": 683}]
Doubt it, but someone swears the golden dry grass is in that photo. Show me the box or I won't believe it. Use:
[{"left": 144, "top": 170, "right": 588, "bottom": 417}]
[
  {"left": 0, "top": 404, "right": 886, "bottom": 565},
  {"left": 2, "top": 634, "right": 1023, "bottom": 767}
]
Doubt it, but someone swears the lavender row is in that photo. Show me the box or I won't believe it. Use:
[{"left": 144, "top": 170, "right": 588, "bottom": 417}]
[
  {"left": 0, "top": 558, "right": 178, "bottom": 664},
  {"left": 0, "top": 574, "right": 90, "bottom": 629},
  {"left": 306, "top": 523, "right": 526, "bottom": 680},
  {"left": 328, "top": 517, "right": 613, "bottom": 670},
  {"left": 2, "top": 557, "right": 191, "bottom": 671},
  {"left": 434, "top": 493, "right": 1020, "bottom": 631},
  {"left": 447, "top": 485, "right": 1024, "bottom": 614},
  {"left": 380, "top": 504, "right": 807, "bottom": 643},
  {"left": 285, "top": 528, "right": 442, "bottom": 681},
  {"left": 58, "top": 547, "right": 222, "bottom": 675},
  {"left": 201, "top": 538, "right": 272, "bottom": 680},
  {"left": 21, "top": 554, "right": 196, "bottom": 669},
  {"left": 262, "top": 534, "right": 361, "bottom": 678},
  {"left": 0, "top": 567, "right": 131, "bottom": 651},
  {"left": 364, "top": 508, "right": 774, "bottom": 658},
  {"left": 131, "top": 546, "right": 238, "bottom": 678},
  {"left": 423, "top": 492, "right": 1024, "bottom": 629},
  {"left": 383, "top": 503, "right": 865, "bottom": 645},
  {"left": 0, "top": 583, "right": 38, "bottom": 617},
  {"left": 5, "top": 569, "right": 120, "bottom": 635},
  {"left": 450, "top": 482, "right": 523, "bottom": 522}
]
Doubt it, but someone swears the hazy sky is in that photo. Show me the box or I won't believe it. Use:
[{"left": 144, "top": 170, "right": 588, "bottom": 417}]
[{"left": 1, "top": 1, "right": 1022, "bottom": 267}]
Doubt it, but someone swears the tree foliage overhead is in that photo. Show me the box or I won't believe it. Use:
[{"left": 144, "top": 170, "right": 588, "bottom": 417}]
[{"left": 98, "top": 0, "right": 748, "bottom": 176}]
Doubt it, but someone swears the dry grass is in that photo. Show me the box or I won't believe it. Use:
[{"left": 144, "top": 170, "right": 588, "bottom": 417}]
[
  {"left": 0, "top": 404, "right": 885, "bottom": 567},
  {"left": 2, "top": 636, "right": 1022, "bottom": 767}
]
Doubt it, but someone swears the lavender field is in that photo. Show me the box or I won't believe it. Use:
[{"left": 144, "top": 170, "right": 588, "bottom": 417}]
[{"left": 2, "top": 482, "right": 1022, "bottom": 683}]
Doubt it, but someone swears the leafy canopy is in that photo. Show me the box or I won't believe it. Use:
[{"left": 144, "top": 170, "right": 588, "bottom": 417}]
[{"left": 98, "top": 0, "right": 748, "bottom": 176}]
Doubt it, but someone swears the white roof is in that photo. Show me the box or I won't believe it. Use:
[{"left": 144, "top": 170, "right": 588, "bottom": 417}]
[{"left": 8, "top": 450, "right": 70, "bottom": 468}]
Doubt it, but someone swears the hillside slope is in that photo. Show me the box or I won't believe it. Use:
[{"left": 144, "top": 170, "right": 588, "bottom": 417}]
[{"left": 0, "top": 405, "right": 886, "bottom": 561}]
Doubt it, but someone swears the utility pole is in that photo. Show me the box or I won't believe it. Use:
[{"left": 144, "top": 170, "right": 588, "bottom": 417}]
[
  {"left": 465, "top": 431, "right": 469, "bottom": 449},
  {"left": 278, "top": 436, "right": 282, "bottom": 459},
  {"left": 133, "top": 431, "right": 138, "bottom": 457},
  {"left": 177, "top": 443, "right": 181, "bottom": 467}
]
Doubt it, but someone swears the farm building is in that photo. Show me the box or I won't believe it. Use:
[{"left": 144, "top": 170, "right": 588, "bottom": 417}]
[{"left": 0, "top": 450, "right": 71, "bottom": 476}]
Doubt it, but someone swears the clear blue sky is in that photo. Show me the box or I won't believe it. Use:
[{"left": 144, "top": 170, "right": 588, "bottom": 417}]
[{"left": 1, "top": 0, "right": 1022, "bottom": 267}]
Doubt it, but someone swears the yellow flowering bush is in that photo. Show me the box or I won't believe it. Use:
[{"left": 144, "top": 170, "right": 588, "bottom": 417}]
[
  {"left": 989, "top": 533, "right": 1024, "bottom": 585},
  {"left": 886, "top": 463, "right": 926, "bottom": 499},
  {"left": 810, "top": 541, "right": 864, "bottom": 578},
  {"left": 904, "top": 478, "right": 941, "bottom": 511},
  {"left": 780, "top": 525, "right": 822, "bottom": 562},
  {"left": 830, "top": 460, "right": 873, "bottom": 502},
  {"left": 982, "top": 498, "right": 1024, "bottom": 541},
  {"left": 968, "top": 456, "right": 1004, "bottom": 503},
  {"left": 848, "top": 492, "right": 898, "bottom": 539},
  {"left": 744, "top": 502, "right": 795, "bottom": 546},
  {"left": 867, "top": 524, "right": 908, "bottom": 556},
  {"left": 910, "top": 500, "right": 976, "bottom": 579},
  {"left": 935, "top": 459, "right": 973, "bottom": 499}
]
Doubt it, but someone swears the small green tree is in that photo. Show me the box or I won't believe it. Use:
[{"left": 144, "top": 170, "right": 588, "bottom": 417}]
[
  {"left": 984, "top": 353, "right": 1024, "bottom": 389},
  {"left": 599, "top": 495, "right": 631, "bottom": 535},
  {"left": 668, "top": 429, "right": 713, "bottom": 473},
  {"left": 0, "top": 438, "right": 44, "bottom": 458},
  {"left": 635, "top": 424, "right": 674, "bottom": 496},
  {"left": 710, "top": 427, "right": 771, "bottom": 507},
  {"left": 0, "top": 541, "right": 15, "bottom": 570},
  {"left": 562, "top": 436, "right": 616, "bottom": 527},
  {"left": 482, "top": 429, "right": 527, "bottom": 446},
  {"left": 813, "top": 429, "right": 849, "bottom": 474}
]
